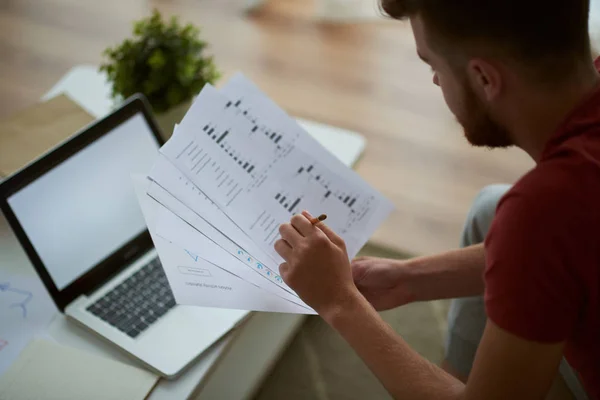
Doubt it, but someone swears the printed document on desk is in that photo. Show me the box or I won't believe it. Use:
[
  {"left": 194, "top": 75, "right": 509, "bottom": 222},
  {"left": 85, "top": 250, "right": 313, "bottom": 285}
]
[
  {"left": 0, "top": 272, "right": 57, "bottom": 376},
  {"left": 142, "top": 74, "right": 394, "bottom": 314}
]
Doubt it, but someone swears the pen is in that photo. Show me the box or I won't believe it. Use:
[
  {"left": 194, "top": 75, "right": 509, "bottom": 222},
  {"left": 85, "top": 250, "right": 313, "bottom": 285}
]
[{"left": 310, "top": 214, "right": 328, "bottom": 225}]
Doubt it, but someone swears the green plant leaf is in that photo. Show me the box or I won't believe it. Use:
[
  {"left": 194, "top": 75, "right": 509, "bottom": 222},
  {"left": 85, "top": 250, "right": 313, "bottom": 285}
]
[
  {"left": 147, "top": 48, "right": 166, "bottom": 70},
  {"left": 99, "top": 9, "right": 219, "bottom": 112}
]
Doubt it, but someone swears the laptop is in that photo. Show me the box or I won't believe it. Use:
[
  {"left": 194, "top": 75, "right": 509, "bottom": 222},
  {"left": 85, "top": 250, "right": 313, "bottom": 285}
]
[{"left": 0, "top": 95, "right": 248, "bottom": 378}]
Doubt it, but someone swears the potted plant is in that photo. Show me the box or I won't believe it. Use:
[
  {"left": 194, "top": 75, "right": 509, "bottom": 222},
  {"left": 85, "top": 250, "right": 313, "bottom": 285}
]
[{"left": 100, "top": 10, "right": 219, "bottom": 138}]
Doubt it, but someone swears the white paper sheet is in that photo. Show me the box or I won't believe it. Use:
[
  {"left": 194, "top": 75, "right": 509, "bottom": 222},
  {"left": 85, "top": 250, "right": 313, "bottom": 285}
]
[
  {"left": 0, "top": 273, "right": 57, "bottom": 375},
  {"left": 143, "top": 74, "right": 393, "bottom": 314},
  {"left": 157, "top": 81, "right": 393, "bottom": 263},
  {"left": 220, "top": 75, "right": 390, "bottom": 241},
  {"left": 148, "top": 155, "right": 287, "bottom": 291},
  {"left": 0, "top": 339, "right": 158, "bottom": 400},
  {"left": 132, "top": 175, "right": 314, "bottom": 314},
  {"left": 154, "top": 205, "right": 310, "bottom": 309},
  {"left": 221, "top": 74, "right": 377, "bottom": 202}
]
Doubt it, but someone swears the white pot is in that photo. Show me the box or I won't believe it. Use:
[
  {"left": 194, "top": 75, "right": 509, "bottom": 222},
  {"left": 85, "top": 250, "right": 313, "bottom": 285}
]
[{"left": 154, "top": 100, "right": 192, "bottom": 141}]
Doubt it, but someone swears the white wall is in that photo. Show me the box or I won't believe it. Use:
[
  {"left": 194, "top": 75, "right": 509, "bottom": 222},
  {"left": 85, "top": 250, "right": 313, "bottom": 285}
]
[{"left": 316, "top": 0, "right": 380, "bottom": 20}]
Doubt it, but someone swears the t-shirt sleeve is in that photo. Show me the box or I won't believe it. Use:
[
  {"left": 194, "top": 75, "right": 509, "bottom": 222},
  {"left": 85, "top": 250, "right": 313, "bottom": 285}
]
[{"left": 484, "top": 188, "right": 586, "bottom": 343}]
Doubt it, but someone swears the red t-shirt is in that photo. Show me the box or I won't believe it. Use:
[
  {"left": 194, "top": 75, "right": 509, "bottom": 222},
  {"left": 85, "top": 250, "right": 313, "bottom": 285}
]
[{"left": 485, "top": 62, "right": 600, "bottom": 398}]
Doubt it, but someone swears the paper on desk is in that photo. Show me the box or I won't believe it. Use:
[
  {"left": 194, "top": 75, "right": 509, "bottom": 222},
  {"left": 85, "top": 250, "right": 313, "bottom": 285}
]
[
  {"left": 0, "top": 272, "right": 57, "bottom": 376},
  {"left": 0, "top": 339, "right": 158, "bottom": 400},
  {"left": 157, "top": 80, "right": 393, "bottom": 263},
  {"left": 132, "top": 175, "right": 314, "bottom": 314}
]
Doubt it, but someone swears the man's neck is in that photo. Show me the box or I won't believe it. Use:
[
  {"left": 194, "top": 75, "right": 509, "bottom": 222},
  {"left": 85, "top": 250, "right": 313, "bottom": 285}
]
[{"left": 509, "top": 63, "right": 600, "bottom": 161}]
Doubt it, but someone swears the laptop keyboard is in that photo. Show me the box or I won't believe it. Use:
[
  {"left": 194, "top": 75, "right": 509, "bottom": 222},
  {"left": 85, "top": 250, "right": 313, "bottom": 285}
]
[{"left": 86, "top": 257, "right": 176, "bottom": 338}]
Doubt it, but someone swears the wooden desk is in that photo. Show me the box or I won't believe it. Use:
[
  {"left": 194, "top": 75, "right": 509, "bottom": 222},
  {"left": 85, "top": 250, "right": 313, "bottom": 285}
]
[{"left": 0, "top": 0, "right": 534, "bottom": 256}]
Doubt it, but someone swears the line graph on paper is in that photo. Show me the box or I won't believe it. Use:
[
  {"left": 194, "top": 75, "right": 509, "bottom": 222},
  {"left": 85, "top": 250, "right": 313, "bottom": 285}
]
[{"left": 0, "top": 282, "right": 33, "bottom": 319}]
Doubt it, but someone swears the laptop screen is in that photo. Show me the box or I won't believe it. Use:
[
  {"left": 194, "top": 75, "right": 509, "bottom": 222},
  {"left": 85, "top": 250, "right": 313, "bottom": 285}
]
[{"left": 6, "top": 113, "right": 159, "bottom": 290}]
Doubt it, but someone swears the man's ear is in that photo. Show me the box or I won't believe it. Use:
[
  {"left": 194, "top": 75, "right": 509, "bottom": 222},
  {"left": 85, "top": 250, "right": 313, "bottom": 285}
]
[{"left": 467, "top": 59, "right": 502, "bottom": 101}]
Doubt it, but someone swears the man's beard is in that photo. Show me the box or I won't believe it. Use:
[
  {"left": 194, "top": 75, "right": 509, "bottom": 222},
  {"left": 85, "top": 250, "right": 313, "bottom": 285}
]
[{"left": 458, "top": 80, "right": 513, "bottom": 149}]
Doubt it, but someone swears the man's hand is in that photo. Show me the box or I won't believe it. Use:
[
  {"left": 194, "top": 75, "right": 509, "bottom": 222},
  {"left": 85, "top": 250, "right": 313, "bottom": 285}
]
[
  {"left": 274, "top": 211, "right": 359, "bottom": 316},
  {"left": 354, "top": 245, "right": 488, "bottom": 308},
  {"left": 352, "top": 257, "right": 416, "bottom": 311}
]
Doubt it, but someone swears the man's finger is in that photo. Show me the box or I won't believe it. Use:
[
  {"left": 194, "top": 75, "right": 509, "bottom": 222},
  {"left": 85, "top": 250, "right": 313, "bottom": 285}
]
[
  {"left": 291, "top": 213, "right": 314, "bottom": 236},
  {"left": 278, "top": 262, "right": 291, "bottom": 282},
  {"left": 315, "top": 222, "right": 345, "bottom": 248},
  {"left": 301, "top": 210, "right": 314, "bottom": 220},
  {"left": 274, "top": 239, "right": 293, "bottom": 260},
  {"left": 351, "top": 256, "right": 373, "bottom": 265},
  {"left": 279, "top": 223, "right": 302, "bottom": 247}
]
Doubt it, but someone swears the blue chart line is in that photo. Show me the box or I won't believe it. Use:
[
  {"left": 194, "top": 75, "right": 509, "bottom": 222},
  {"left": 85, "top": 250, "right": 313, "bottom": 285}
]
[
  {"left": 0, "top": 282, "right": 33, "bottom": 319},
  {"left": 237, "top": 250, "right": 284, "bottom": 284},
  {"left": 184, "top": 249, "right": 200, "bottom": 262}
]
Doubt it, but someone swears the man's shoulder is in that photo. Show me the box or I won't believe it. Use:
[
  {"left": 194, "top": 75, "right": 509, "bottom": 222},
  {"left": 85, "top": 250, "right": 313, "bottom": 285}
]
[
  {"left": 502, "top": 145, "right": 600, "bottom": 217},
  {"left": 488, "top": 158, "right": 600, "bottom": 251}
]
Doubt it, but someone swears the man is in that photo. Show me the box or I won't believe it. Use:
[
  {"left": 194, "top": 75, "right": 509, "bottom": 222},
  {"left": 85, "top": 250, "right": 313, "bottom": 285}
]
[{"left": 274, "top": 1, "right": 600, "bottom": 398}]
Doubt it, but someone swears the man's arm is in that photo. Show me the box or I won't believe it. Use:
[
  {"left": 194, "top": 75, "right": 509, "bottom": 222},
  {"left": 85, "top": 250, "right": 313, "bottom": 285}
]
[
  {"left": 275, "top": 212, "right": 565, "bottom": 400},
  {"left": 324, "top": 291, "right": 464, "bottom": 400},
  {"left": 403, "top": 243, "right": 486, "bottom": 301},
  {"left": 324, "top": 291, "right": 564, "bottom": 400},
  {"left": 352, "top": 244, "right": 486, "bottom": 310}
]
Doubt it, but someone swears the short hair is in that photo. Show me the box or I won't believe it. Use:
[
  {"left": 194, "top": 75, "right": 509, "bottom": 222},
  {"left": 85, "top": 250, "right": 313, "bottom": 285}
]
[{"left": 381, "top": 0, "right": 592, "bottom": 79}]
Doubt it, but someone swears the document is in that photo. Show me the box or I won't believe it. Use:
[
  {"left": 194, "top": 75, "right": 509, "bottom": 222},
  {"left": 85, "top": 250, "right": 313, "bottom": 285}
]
[
  {"left": 155, "top": 205, "right": 309, "bottom": 308},
  {"left": 140, "top": 74, "right": 393, "bottom": 313},
  {"left": 0, "top": 273, "right": 57, "bottom": 375},
  {"left": 148, "top": 155, "right": 291, "bottom": 294},
  {"left": 157, "top": 83, "right": 393, "bottom": 262},
  {"left": 132, "top": 175, "right": 313, "bottom": 314}
]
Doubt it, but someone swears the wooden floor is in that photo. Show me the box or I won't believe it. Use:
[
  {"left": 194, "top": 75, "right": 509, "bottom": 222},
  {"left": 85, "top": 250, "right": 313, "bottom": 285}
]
[{"left": 0, "top": 0, "right": 534, "bottom": 256}]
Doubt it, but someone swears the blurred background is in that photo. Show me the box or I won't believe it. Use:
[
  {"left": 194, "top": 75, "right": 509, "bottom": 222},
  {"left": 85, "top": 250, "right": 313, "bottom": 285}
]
[{"left": 2, "top": 0, "right": 597, "bottom": 398}]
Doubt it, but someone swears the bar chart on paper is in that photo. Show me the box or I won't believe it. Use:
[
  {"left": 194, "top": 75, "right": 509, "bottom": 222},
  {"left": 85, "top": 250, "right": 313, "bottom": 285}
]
[
  {"left": 274, "top": 163, "right": 364, "bottom": 214},
  {"left": 246, "top": 158, "right": 381, "bottom": 260},
  {"left": 160, "top": 84, "right": 392, "bottom": 263}
]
